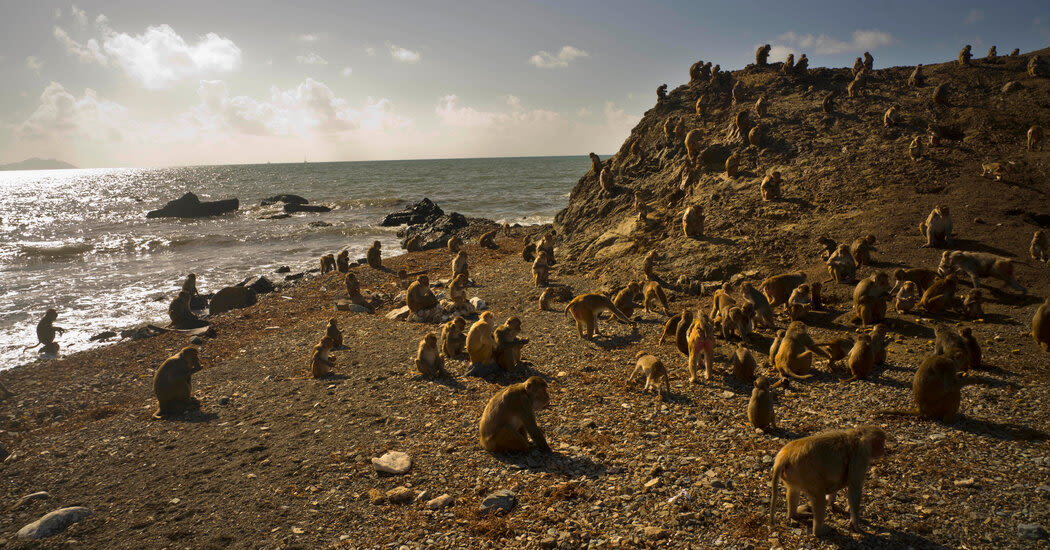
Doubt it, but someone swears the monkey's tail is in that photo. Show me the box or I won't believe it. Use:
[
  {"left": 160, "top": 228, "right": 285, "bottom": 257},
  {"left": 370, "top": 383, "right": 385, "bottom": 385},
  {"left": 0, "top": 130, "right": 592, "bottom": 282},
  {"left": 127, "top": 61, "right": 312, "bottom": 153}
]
[
  {"left": 635, "top": 351, "right": 649, "bottom": 359},
  {"left": 778, "top": 363, "right": 815, "bottom": 380},
  {"left": 22, "top": 343, "right": 42, "bottom": 351}
]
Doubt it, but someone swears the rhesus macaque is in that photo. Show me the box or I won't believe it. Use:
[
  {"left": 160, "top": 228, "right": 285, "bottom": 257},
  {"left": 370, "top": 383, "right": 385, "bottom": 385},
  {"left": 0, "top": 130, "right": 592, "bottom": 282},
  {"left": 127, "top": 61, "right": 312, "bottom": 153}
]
[{"left": 478, "top": 376, "right": 551, "bottom": 453}]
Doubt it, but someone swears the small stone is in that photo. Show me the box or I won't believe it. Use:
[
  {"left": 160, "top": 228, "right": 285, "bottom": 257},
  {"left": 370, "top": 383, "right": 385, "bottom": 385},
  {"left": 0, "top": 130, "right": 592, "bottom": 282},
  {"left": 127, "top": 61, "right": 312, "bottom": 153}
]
[
  {"left": 426, "top": 494, "right": 454, "bottom": 510},
  {"left": 367, "top": 489, "right": 385, "bottom": 504},
  {"left": 348, "top": 304, "right": 371, "bottom": 314},
  {"left": 644, "top": 478, "right": 661, "bottom": 490},
  {"left": 17, "top": 507, "right": 93, "bottom": 539},
  {"left": 953, "top": 478, "right": 976, "bottom": 487},
  {"left": 643, "top": 526, "right": 668, "bottom": 540},
  {"left": 1018, "top": 523, "right": 1048, "bottom": 540},
  {"left": 385, "top": 306, "right": 411, "bottom": 321},
  {"left": 11, "top": 491, "right": 50, "bottom": 510},
  {"left": 470, "top": 297, "right": 488, "bottom": 310},
  {"left": 218, "top": 397, "right": 230, "bottom": 406},
  {"left": 578, "top": 419, "right": 597, "bottom": 430},
  {"left": 479, "top": 490, "right": 516, "bottom": 515},
  {"left": 372, "top": 451, "right": 412, "bottom": 475},
  {"left": 189, "top": 336, "right": 204, "bottom": 345},
  {"left": 386, "top": 486, "right": 413, "bottom": 504}
]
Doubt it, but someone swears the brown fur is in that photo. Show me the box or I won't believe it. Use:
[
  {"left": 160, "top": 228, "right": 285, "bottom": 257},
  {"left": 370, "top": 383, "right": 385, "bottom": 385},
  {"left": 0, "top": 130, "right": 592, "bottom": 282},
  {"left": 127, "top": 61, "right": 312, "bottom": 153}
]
[
  {"left": 478, "top": 376, "right": 551, "bottom": 453},
  {"left": 152, "top": 347, "right": 203, "bottom": 419}
]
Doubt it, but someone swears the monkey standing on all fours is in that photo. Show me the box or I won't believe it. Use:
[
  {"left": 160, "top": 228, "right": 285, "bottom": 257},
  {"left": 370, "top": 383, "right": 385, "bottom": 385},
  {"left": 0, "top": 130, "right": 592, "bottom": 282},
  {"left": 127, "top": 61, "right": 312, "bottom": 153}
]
[{"left": 630, "top": 353, "right": 670, "bottom": 399}]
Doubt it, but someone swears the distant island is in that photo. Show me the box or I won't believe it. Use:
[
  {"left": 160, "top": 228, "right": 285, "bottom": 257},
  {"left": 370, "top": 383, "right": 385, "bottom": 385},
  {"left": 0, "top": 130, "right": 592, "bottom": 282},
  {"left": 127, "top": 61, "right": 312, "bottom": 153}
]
[{"left": 0, "top": 157, "right": 77, "bottom": 171}]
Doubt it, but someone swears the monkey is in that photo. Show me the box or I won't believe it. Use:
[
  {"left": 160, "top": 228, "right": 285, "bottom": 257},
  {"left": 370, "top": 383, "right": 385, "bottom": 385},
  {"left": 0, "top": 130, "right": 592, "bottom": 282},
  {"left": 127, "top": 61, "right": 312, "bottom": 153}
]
[
  {"left": 891, "top": 267, "right": 938, "bottom": 293},
  {"left": 958, "top": 44, "right": 972, "bottom": 66},
  {"left": 909, "top": 136, "right": 923, "bottom": 161},
  {"left": 1011, "top": 48, "right": 1020, "bottom": 56},
  {"left": 662, "top": 117, "right": 676, "bottom": 141},
  {"left": 847, "top": 78, "right": 862, "bottom": 98},
  {"left": 478, "top": 376, "right": 551, "bottom": 453},
  {"left": 169, "top": 291, "right": 207, "bottom": 330},
  {"left": 630, "top": 353, "right": 670, "bottom": 399},
  {"left": 452, "top": 250, "right": 469, "bottom": 280},
  {"left": 589, "top": 152, "right": 602, "bottom": 174},
  {"left": 152, "top": 347, "right": 204, "bottom": 419},
  {"left": 817, "top": 236, "right": 837, "bottom": 261},
  {"left": 894, "top": 281, "right": 921, "bottom": 313},
  {"left": 762, "top": 272, "right": 807, "bottom": 309},
  {"left": 882, "top": 106, "right": 899, "bottom": 127},
  {"left": 756, "top": 44, "right": 771, "bottom": 66},
  {"left": 325, "top": 318, "right": 343, "bottom": 349},
  {"left": 310, "top": 336, "right": 336, "bottom": 378},
  {"left": 961, "top": 289, "right": 984, "bottom": 320},
  {"left": 1028, "top": 56, "right": 1043, "bottom": 78},
  {"left": 181, "top": 272, "right": 199, "bottom": 297},
  {"left": 851, "top": 272, "right": 892, "bottom": 326},
  {"left": 826, "top": 244, "right": 857, "bottom": 283},
  {"left": 710, "top": 282, "right": 736, "bottom": 323},
  {"left": 521, "top": 241, "right": 536, "bottom": 263},
  {"left": 343, "top": 272, "right": 375, "bottom": 312},
  {"left": 656, "top": 84, "right": 667, "bottom": 101},
  {"left": 492, "top": 317, "right": 529, "bottom": 372},
  {"left": 755, "top": 95, "right": 769, "bottom": 119},
  {"left": 794, "top": 54, "right": 809, "bottom": 75},
  {"left": 332, "top": 250, "right": 348, "bottom": 273},
  {"left": 502, "top": 222, "right": 511, "bottom": 236},
  {"left": 395, "top": 268, "right": 412, "bottom": 291},
  {"left": 759, "top": 171, "right": 782, "bottom": 201},
  {"left": 782, "top": 53, "right": 794, "bottom": 74},
  {"left": 599, "top": 166, "right": 615, "bottom": 195},
  {"left": 684, "top": 129, "right": 703, "bottom": 164},
  {"left": 849, "top": 235, "right": 877, "bottom": 266},
  {"left": 673, "top": 116, "right": 687, "bottom": 142},
  {"left": 538, "top": 232, "right": 555, "bottom": 264},
  {"left": 932, "top": 324, "right": 970, "bottom": 370},
  {"left": 440, "top": 316, "right": 467, "bottom": 357},
  {"left": 564, "top": 293, "right": 635, "bottom": 339},
  {"left": 689, "top": 60, "right": 704, "bottom": 82},
  {"left": 748, "top": 376, "right": 775, "bottom": 430},
  {"left": 774, "top": 321, "right": 830, "bottom": 379},
  {"left": 725, "top": 152, "right": 741, "bottom": 177},
  {"left": 816, "top": 336, "right": 853, "bottom": 372},
  {"left": 842, "top": 335, "right": 874, "bottom": 383},
  {"left": 406, "top": 275, "right": 438, "bottom": 314},
  {"left": 731, "top": 342, "right": 757, "bottom": 381},
  {"left": 642, "top": 250, "right": 658, "bottom": 281},
  {"left": 869, "top": 324, "right": 888, "bottom": 365},
  {"left": 908, "top": 64, "right": 924, "bottom": 87},
  {"left": 31, "top": 308, "right": 66, "bottom": 353},
  {"left": 643, "top": 281, "right": 670, "bottom": 316},
  {"left": 986, "top": 45, "right": 996, "bottom": 59},
  {"left": 787, "top": 284, "right": 813, "bottom": 321},
  {"left": 981, "top": 162, "right": 1005, "bottom": 182},
  {"left": 682, "top": 205, "right": 704, "bottom": 239},
  {"left": 319, "top": 254, "right": 336, "bottom": 274},
  {"left": 932, "top": 83, "right": 948, "bottom": 105},
  {"left": 863, "top": 51, "right": 873, "bottom": 71},
  {"left": 658, "top": 310, "right": 688, "bottom": 345},
  {"left": 821, "top": 91, "right": 835, "bottom": 113},
  {"left": 695, "top": 95, "right": 706, "bottom": 116},
  {"left": 538, "top": 287, "right": 555, "bottom": 311},
  {"left": 686, "top": 311, "right": 717, "bottom": 382},
  {"left": 769, "top": 329, "right": 785, "bottom": 366},
  {"left": 415, "top": 333, "right": 445, "bottom": 377},
  {"left": 735, "top": 109, "right": 751, "bottom": 140},
  {"left": 1029, "top": 125, "right": 1044, "bottom": 152},
  {"left": 634, "top": 190, "right": 650, "bottom": 221},
  {"left": 918, "top": 274, "right": 959, "bottom": 315},
  {"left": 447, "top": 273, "right": 470, "bottom": 312},
  {"left": 919, "top": 206, "right": 952, "bottom": 248},
  {"left": 479, "top": 229, "right": 498, "bottom": 249},
  {"left": 532, "top": 250, "right": 551, "bottom": 287},
  {"left": 710, "top": 64, "right": 721, "bottom": 80},
  {"left": 722, "top": 304, "right": 755, "bottom": 341},
  {"left": 612, "top": 282, "right": 641, "bottom": 318},
  {"left": 447, "top": 235, "right": 463, "bottom": 253},
  {"left": 852, "top": 57, "right": 864, "bottom": 76},
  {"left": 404, "top": 235, "right": 423, "bottom": 252},
  {"left": 732, "top": 81, "right": 745, "bottom": 104},
  {"left": 937, "top": 250, "right": 1026, "bottom": 293},
  {"left": 363, "top": 241, "right": 382, "bottom": 269},
  {"left": 1034, "top": 296, "right": 1050, "bottom": 352},
  {"left": 741, "top": 282, "right": 775, "bottom": 328},
  {"left": 1031, "top": 230, "right": 1049, "bottom": 263},
  {"left": 748, "top": 124, "right": 766, "bottom": 147},
  {"left": 466, "top": 311, "right": 498, "bottom": 367},
  {"left": 770, "top": 426, "right": 887, "bottom": 536},
  {"left": 880, "top": 351, "right": 978, "bottom": 422}
]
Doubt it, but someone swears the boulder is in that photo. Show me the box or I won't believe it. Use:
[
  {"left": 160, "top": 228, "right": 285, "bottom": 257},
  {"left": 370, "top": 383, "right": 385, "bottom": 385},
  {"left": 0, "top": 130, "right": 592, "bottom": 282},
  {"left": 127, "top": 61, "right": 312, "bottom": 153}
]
[
  {"left": 17, "top": 507, "right": 93, "bottom": 539},
  {"left": 260, "top": 194, "right": 309, "bottom": 206},
  {"left": 284, "top": 203, "right": 331, "bottom": 214},
  {"left": 397, "top": 212, "right": 475, "bottom": 251},
  {"left": 380, "top": 198, "right": 444, "bottom": 226},
  {"left": 146, "top": 192, "right": 238, "bottom": 219},
  {"left": 479, "top": 490, "right": 517, "bottom": 515},
  {"left": 241, "top": 276, "right": 275, "bottom": 295},
  {"left": 372, "top": 451, "right": 412, "bottom": 475},
  {"left": 88, "top": 331, "right": 117, "bottom": 342},
  {"left": 209, "top": 286, "right": 257, "bottom": 316},
  {"left": 426, "top": 494, "right": 454, "bottom": 510}
]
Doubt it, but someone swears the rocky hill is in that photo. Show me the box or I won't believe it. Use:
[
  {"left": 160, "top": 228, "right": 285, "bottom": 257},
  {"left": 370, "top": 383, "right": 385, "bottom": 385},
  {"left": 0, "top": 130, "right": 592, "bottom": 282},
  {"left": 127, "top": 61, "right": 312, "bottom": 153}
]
[
  {"left": 0, "top": 158, "right": 77, "bottom": 171},
  {"left": 556, "top": 47, "right": 1050, "bottom": 293}
]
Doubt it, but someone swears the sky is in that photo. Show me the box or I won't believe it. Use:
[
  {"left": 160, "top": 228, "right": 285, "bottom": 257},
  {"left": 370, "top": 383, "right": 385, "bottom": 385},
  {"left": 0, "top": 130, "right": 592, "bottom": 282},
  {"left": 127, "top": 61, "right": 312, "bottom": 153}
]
[{"left": 0, "top": 1, "right": 1047, "bottom": 168}]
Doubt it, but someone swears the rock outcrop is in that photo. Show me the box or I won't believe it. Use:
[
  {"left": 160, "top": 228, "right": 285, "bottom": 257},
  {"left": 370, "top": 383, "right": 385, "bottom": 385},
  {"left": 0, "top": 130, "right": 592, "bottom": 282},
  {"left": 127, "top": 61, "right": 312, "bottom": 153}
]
[{"left": 146, "top": 192, "right": 239, "bottom": 219}]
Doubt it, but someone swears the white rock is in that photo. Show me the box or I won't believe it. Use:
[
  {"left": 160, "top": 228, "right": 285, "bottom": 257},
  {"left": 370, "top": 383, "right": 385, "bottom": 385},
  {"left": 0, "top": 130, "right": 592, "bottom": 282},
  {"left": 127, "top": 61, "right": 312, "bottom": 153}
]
[
  {"left": 385, "top": 306, "right": 411, "bottom": 321},
  {"left": 426, "top": 494, "right": 454, "bottom": 510},
  {"left": 17, "top": 507, "right": 93, "bottom": 539},
  {"left": 372, "top": 451, "right": 412, "bottom": 475},
  {"left": 470, "top": 297, "right": 487, "bottom": 310}
]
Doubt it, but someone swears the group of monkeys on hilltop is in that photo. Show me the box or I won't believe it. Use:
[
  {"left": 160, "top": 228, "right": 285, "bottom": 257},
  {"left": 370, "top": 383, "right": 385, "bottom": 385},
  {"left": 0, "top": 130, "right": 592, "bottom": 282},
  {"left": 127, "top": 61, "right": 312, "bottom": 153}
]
[{"left": 21, "top": 44, "right": 1050, "bottom": 539}]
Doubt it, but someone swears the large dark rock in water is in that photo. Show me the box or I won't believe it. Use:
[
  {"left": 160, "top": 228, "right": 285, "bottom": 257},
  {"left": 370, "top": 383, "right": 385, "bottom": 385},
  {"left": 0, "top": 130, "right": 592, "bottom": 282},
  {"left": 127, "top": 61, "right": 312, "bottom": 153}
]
[
  {"left": 146, "top": 192, "right": 239, "bottom": 219},
  {"left": 284, "top": 203, "right": 331, "bottom": 213},
  {"left": 260, "top": 194, "right": 309, "bottom": 206},
  {"left": 398, "top": 212, "right": 487, "bottom": 250},
  {"left": 381, "top": 198, "right": 443, "bottom": 226},
  {"left": 209, "top": 286, "right": 257, "bottom": 316}
]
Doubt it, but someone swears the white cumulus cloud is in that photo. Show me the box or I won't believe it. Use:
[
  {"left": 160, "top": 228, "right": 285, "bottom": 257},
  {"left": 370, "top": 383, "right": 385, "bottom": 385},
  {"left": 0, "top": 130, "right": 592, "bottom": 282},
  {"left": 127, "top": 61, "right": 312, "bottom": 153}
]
[
  {"left": 53, "top": 26, "right": 107, "bottom": 65},
  {"left": 71, "top": 5, "right": 87, "bottom": 26},
  {"left": 528, "top": 45, "right": 588, "bottom": 68},
  {"left": 389, "top": 45, "right": 420, "bottom": 63},
  {"left": 341, "top": 67, "right": 353, "bottom": 76},
  {"left": 25, "top": 56, "right": 44, "bottom": 74},
  {"left": 298, "top": 33, "right": 320, "bottom": 42},
  {"left": 16, "top": 81, "right": 129, "bottom": 141},
  {"left": 776, "top": 29, "right": 894, "bottom": 55},
  {"left": 296, "top": 52, "right": 328, "bottom": 65}
]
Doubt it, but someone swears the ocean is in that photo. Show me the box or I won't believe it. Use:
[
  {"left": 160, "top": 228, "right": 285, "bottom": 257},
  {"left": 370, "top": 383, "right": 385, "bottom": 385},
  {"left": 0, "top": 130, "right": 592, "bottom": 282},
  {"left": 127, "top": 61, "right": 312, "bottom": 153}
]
[{"left": 0, "top": 155, "right": 585, "bottom": 369}]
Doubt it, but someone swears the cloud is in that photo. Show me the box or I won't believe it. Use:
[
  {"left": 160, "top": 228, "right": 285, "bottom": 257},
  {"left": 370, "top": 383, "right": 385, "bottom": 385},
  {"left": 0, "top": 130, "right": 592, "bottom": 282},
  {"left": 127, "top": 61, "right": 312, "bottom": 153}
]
[
  {"left": 966, "top": 9, "right": 984, "bottom": 24},
  {"left": 25, "top": 56, "right": 43, "bottom": 74},
  {"left": 53, "top": 26, "right": 107, "bottom": 65},
  {"left": 53, "top": 16, "right": 242, "bottom": 89},
  {"left": 341, "top": 67, "right": 353, "bottom": 76},
  {"left": 16, "top": 81, "right": 129, "bottom": 141},
  {"left": 389, "top": 45, "right": 420, "bottom": 63},
  {"left": 776, "top": 29, "right": 894, "bottom": 55},
  {"left": 365, "top": 47, "right": 376, "bottom": 56},
  {"left": 528, "top": 45, "right": 588, "bottom": 68},
  {"left": 767, "top": 44, "right": 797, "bottom": 62},
  {"left": 71, "top": 5, "right": 87, "bottom": 26},
  {"left": 296, "top": 52, "right": 328, "bottom": 65},
  {"left": 298, "top": 33, "right": 320, "bottom": 42}
]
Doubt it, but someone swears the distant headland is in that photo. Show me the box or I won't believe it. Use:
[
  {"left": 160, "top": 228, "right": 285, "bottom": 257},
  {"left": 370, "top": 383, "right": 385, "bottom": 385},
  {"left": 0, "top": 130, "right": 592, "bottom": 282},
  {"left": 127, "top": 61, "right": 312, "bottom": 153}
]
[{"left": 0, "top": 158, "right": 77, "bottom": 171}]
